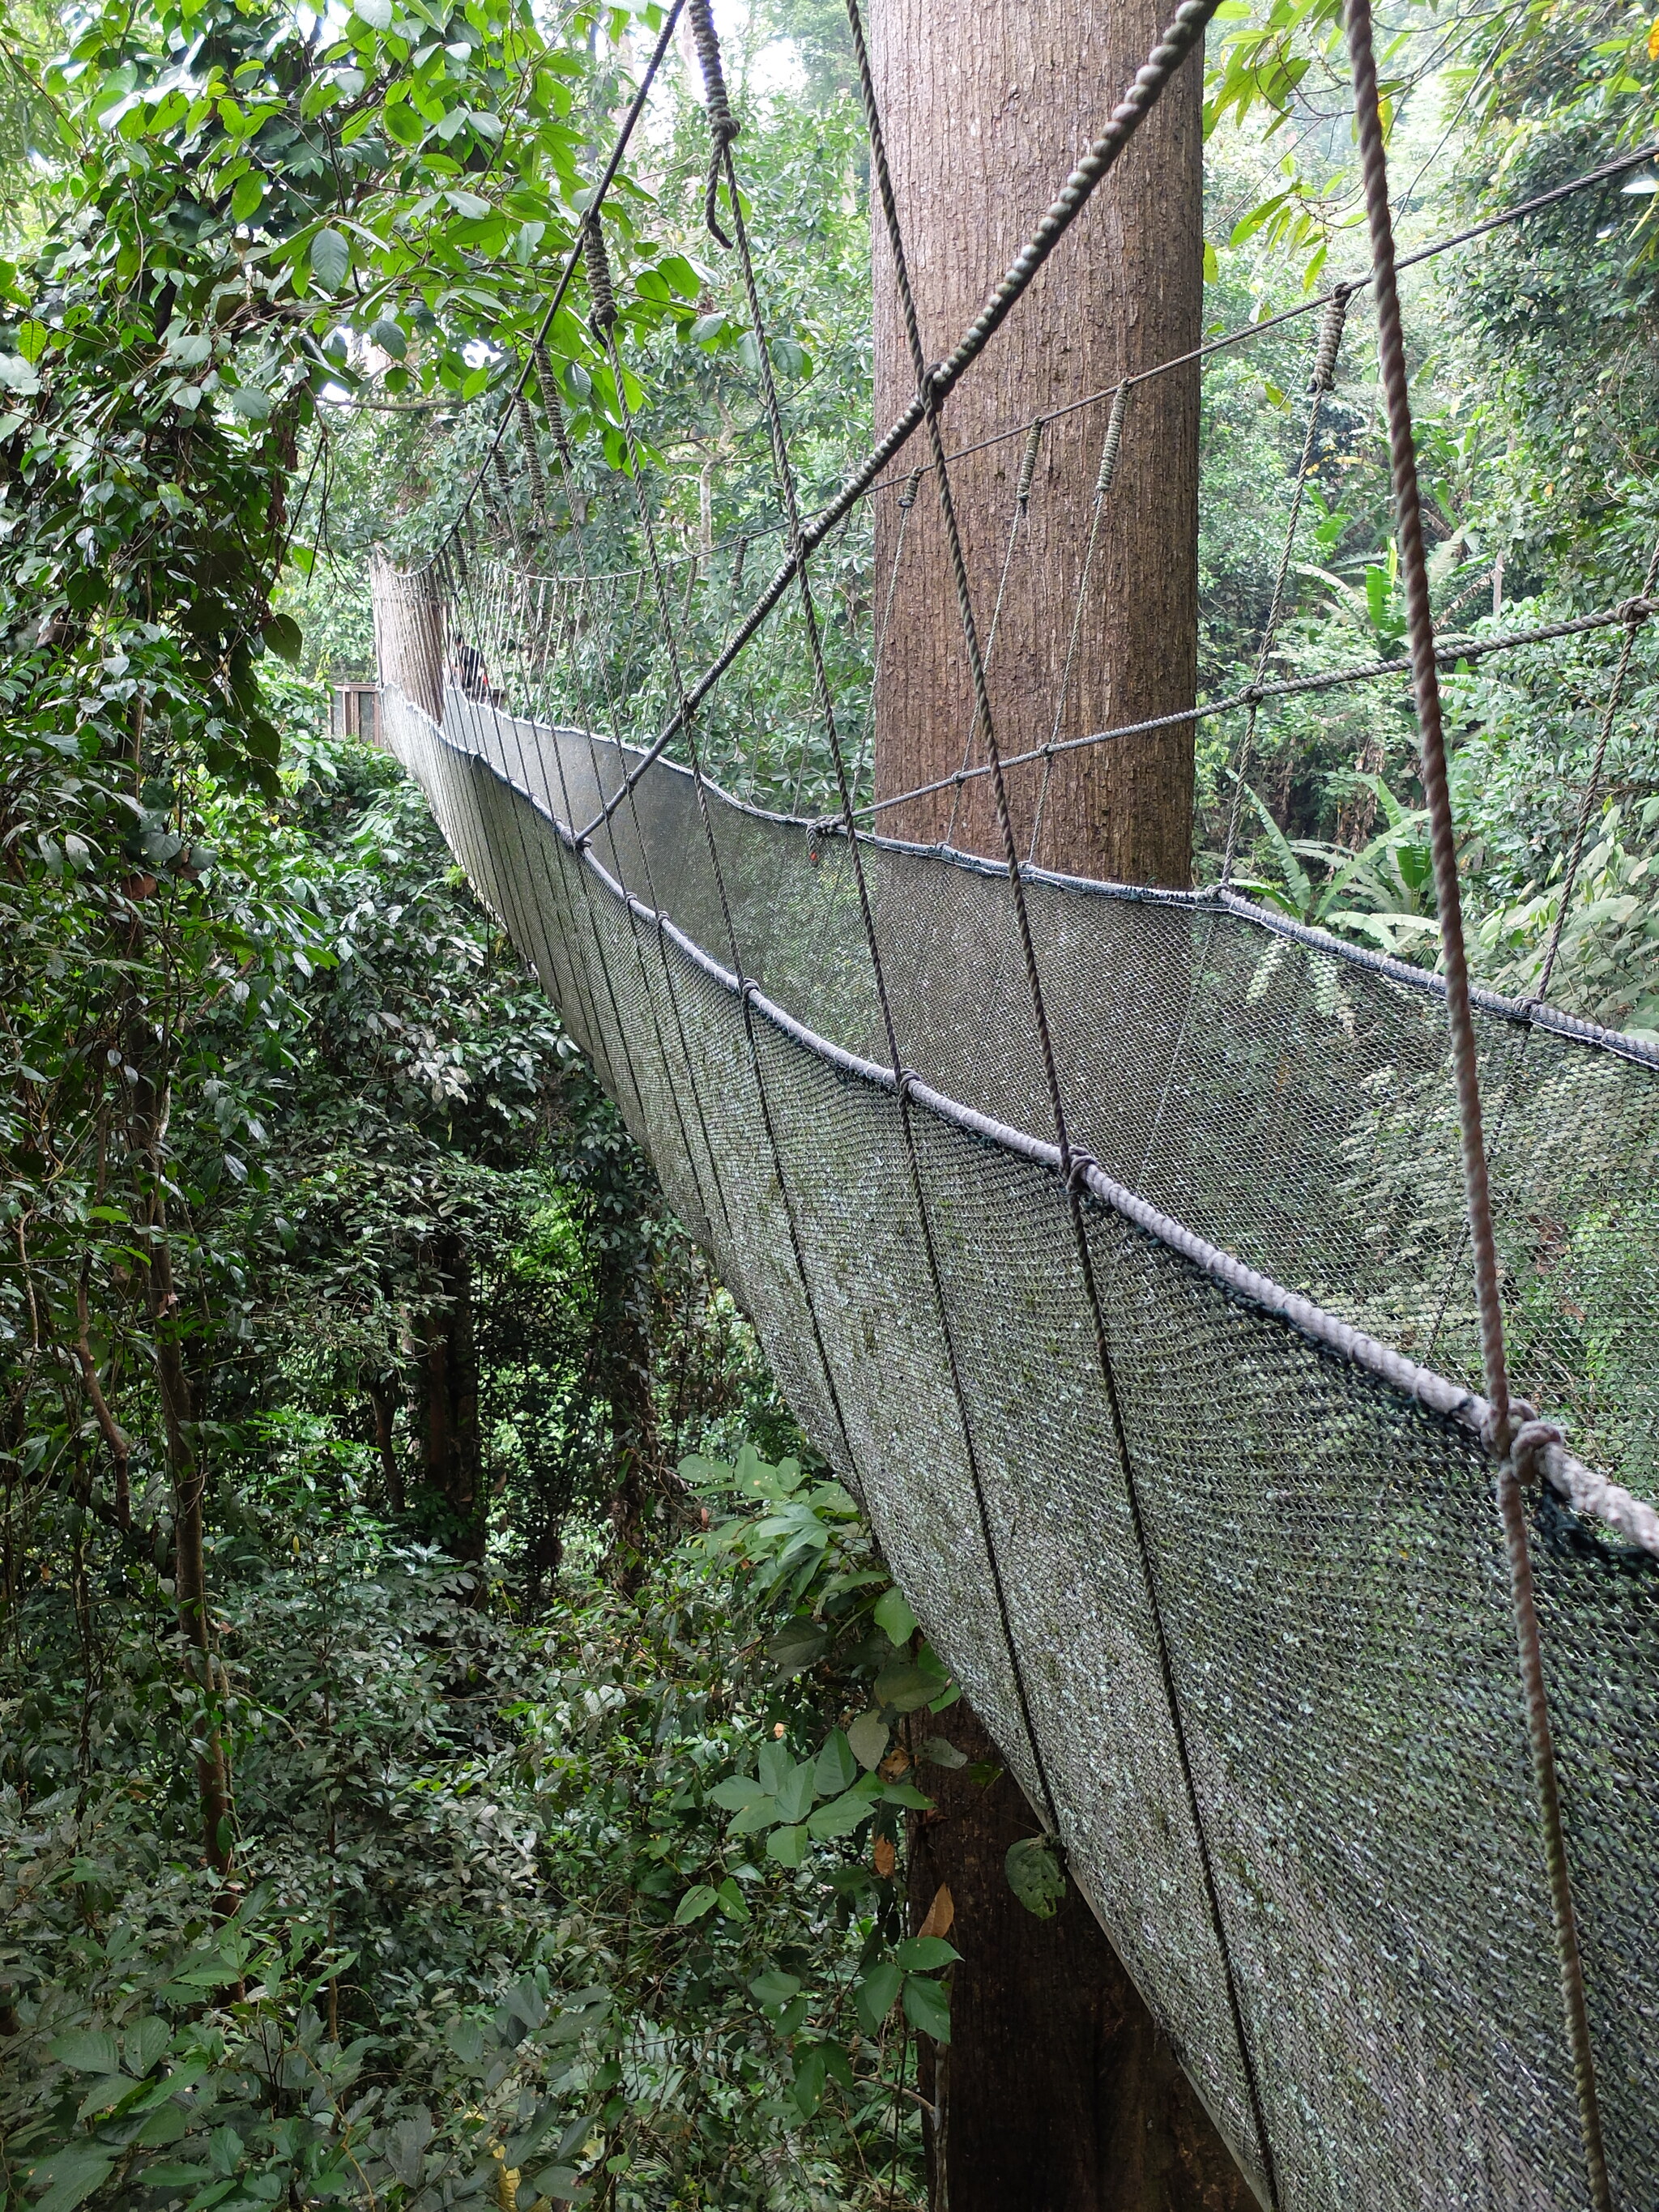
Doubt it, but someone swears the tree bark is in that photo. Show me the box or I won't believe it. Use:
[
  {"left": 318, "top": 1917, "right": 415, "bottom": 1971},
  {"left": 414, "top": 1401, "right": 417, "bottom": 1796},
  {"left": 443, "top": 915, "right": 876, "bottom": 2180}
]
[
  {"left": 422, "top": 1231, "right": 484, "bottom": 1560},
  {"left": 870, "top": 0, "right": 1201, "bottom": 887},
  {"left": 592, "top": 1220, "right": 662, "bottom": 1581},
  {"left": 870, "top": 2, "right": 1237, "bottom": 2201},
  {"left": 910, "top": 1701, "right": 1252, "bottom": 2212}
]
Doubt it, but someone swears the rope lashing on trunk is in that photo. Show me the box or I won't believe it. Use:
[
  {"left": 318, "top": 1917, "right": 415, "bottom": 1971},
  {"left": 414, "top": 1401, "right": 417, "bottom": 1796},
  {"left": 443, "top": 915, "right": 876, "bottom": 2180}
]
[
  {"left": 1347, "top": 3, "right": 1611, "bottom": 2204},
  {"left": 687, "top": 0, "right": 740, "bottom": 247}
]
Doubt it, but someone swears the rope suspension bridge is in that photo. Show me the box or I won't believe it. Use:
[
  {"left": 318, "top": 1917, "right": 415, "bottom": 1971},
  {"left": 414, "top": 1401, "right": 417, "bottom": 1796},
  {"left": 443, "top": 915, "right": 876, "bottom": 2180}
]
[{"left": 371, "top": 0, "right": 1659, "bottom": 2202}]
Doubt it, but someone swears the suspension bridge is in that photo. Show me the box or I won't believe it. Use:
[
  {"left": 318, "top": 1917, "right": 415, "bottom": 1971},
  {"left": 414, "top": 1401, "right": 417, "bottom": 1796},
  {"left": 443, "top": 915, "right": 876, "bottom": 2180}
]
[{"left": 371, "top": 0, "right": 1659, "bottom": 2203}]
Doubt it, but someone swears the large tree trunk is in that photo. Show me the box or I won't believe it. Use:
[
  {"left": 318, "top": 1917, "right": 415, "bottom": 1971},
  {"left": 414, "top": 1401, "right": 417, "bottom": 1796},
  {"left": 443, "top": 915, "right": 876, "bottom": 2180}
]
[
  {"left": 870, "top": 2, "right": 1234, "bottom": 2203},
  {"left": 909, "top": 1701, "right": 1252, "bottom": 2212},
  {"left": 870, "top": 0, "right": 1201, "bottom": 887}
]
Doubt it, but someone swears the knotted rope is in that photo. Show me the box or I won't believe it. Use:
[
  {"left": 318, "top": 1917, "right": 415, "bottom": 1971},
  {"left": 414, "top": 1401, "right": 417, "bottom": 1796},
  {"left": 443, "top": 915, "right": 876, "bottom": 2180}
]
[
  {"left": 1346, "top": 3, "right": 1611, "bottom": 2202},
  {"left": 688, "top": 0, "right": 741, "bottom": 247}
]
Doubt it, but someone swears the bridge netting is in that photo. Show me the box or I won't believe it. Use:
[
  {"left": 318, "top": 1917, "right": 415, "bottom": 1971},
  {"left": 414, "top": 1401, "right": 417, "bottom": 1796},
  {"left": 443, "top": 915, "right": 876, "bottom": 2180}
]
[{"left": 366, "top": 0, "right": 1659, "bottom": 2203}]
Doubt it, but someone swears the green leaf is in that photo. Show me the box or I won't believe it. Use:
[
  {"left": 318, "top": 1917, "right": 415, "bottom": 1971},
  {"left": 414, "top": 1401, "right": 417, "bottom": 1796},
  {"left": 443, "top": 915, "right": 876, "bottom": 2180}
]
[
  {"left": 714, "top": 1877, "right": 750, "bottom": 1923},
  {"left": 50, "top": 2031, "right": 121, "bottom": 2073},
  {"left": 902, "top": 1971, "right": 952, "bottom": 2043},
  {"left": 853, "top": 1959, "right": 902, "bottom": 2035},
  {"left": 29, "top": 2151, "right": 116, "bottom": 2212},
  {"left": 847, "top": 1710, "right": 889, "bottom": 1770},
  {"left": 310, "top": 229, "right": 350, "bottom": 292},
  {"left": 814, "top": 1729, "right": 858, "bottom": 1796},
  {"left": 1203, "top": 238, "right": 1219, "bottom": 283},
  {"left": 874, "top": 1587, "right": 918, "bottom": 1645},
  {"left": 262, "top": 613, "right": 302, "bottom": 663},
  {"left": 767, "top": 1619, "right": 829, "bottom": 1678},
  {"left": 873, "top": 1660, "right": 936, "bottom": 1713},
  {"left": 919, "top": 1733, "right": 966, "bottom": 1769},
  {"left": 369, "top": 317, "right": 406, "bottom": 360},
  {"left": 725, "top": 1796, "right": 778, "bottom": 1837},
  {"left": 772, "top": 1761, "right": 813, "bottom": 1824},
  {"left": 229, "top": 386, "right": 272, "bottom": 422},
  {"left": 354, "top": 0, "right": 393, "bottom": 26},
  {"left": 748, "top": 1968, "right": 801, "bottom": 2010},
  {"left": 791, "top": 2046, "right": 827, "bottom": 2118},
  {"left": 765, "top": 1822, "right": 808, "bottom": 1867},
  {"left": 894, "top": 1936, "right": 961, "bottom": 1971},
  {"left": 708, "top": 1775, "right": 767, "bottom": 1812},
  {"left": 231, "top": 173, "right": 265, "bottom": 223},
  {"left": 673, "top": 1884, "right": 717, "bottom": 1924},
  {"left": 125, "top": 2019, "right": 171, "bottom": 2078},
  {"left": 806, "top": 1785, "right": 875, "bottom": 1840},
  {"left": 1005, "top": 1836, "right": 1066, "bottom": 1920}
]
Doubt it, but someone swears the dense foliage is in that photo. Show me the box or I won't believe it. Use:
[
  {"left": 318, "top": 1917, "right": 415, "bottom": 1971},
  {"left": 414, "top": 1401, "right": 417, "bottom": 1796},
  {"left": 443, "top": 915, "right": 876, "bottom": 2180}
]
[{"left": 4, "top": 1, "right": 1659, "bottom": 2210}]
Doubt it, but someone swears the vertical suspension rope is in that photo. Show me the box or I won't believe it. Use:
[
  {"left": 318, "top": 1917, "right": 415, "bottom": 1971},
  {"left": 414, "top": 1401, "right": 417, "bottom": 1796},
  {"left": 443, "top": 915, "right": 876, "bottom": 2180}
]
[
  {"left": 1220, "top": 282, "right": 1350, "bottom": 886},
  {"left": 1345, "top": 6, "right": 1612, "bottom": 2206},
  {"left": 845, "top": 0, "right": 1282, "bottom": 2197}
]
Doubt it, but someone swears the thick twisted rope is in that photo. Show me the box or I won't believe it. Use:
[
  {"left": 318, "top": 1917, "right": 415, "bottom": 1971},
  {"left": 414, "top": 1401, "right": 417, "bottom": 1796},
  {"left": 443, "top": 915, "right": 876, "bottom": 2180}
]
[
  {"left": 687, "top": 0, "right": 741, "bottom": 246},
  {"left": 1346, "top": 4, "right": 1611, "bottom": 2203}
]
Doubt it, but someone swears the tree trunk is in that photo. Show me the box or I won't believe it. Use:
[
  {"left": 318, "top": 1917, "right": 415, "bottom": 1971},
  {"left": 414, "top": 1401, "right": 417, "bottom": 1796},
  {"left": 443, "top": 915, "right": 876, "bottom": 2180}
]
[
  {"left": 593, "top": 1219, "right": 661, "bottom": 1580},
  {"left": 422, "top": 1231, "right": 484, "bottom": 1560},
  {"left": 870, "top": 0, "right": 1201, "bottom": 887},
  {"left": 870, "top": 3, "right": 1239, "bottom": 2202},
  {"left": 910, "top": 1701, "right": 1252, "bottom": 2212},
  {"left": 365, "top": 1375, "right": 406, "bottom": 1514}
]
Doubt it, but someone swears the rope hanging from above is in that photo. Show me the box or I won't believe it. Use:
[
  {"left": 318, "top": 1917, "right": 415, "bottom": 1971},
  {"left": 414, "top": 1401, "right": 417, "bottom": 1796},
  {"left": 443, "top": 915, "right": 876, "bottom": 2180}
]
[
  {"left": 1345, "top": 3, "right": 1612, "bottom": 2206},
  {"left": 687, "top": 0, "right": 741, "bottom": 247}
]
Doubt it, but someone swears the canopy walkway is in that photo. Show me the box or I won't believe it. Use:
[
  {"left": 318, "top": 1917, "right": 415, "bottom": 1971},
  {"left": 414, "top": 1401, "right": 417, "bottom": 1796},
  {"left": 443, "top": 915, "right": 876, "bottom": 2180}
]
[{"left": 372, "top": 0, "right": 1659, "bottom": 2203}]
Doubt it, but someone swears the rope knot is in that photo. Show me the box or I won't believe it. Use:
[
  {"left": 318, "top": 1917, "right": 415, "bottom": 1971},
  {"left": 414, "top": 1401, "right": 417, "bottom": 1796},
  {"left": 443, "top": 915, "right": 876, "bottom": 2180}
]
[
  {"left": 688, "top": 0, "right": 740, "bottom": 245},
  {"left": 1308, "top": 283, "right": 1351, "bottom": 397},
  {"left": 895, "top": 1065, "right": 921, "bottom": 1105},
  {"left": 1094, "top": 383, "right": 1128, "bottom": 501},
  {"left": 1016, "top": 417, "right": 1044, "bottom": 509},
  {"left": 898, "top": 467, "right": 923, "bottom": 511},
  {"left": 582, "top": 219, "right": 618, "bottom": 336},
  {"left": 1063, "top": 1147, "right": 1098, "bottom": 1196}
]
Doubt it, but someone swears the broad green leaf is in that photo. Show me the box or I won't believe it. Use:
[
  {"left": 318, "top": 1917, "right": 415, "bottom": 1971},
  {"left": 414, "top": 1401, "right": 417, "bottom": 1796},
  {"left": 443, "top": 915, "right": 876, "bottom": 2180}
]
[
  {"left": 29, "top": 2151, "right": 116, "bottom": 2212},
  {"left": 873, "top": 1587, "right": 917, "bottom": 1645},
  {"left": 853, "top": 1959, "right": 902, "bottom": 2035},
  {"left": 673, "top": 1882, "right": 716, "bottom": 1925},
  {"left": 919, "top": 1733, "right": 966, "bottom": 1769},
  {"left": 262, "top": 613, "right": 302, "bottom": 662},
  {"left": 748, "top": 1968, "right": 801, "bottom": 2010},
  {"left": 765, "top": 1822, "right": 808, "bottom": 1867},
  {"left": 714, "top": 1877, "right": 749, "bottom": 1923},
  {"left": 873, "top": 1660, "right": 936, "bottom": 1713},
  {"left": 902, "top": 1971, "right": 952, "bottom": 2043},
  {"left": 708, "top": 1775, "right": 768, "bottom": 1812},
  {"left": 771, "top": 1760, "right": 813, "bottom": 1825},
  {"left": 49, "top": 2030, "right": 121, "bottom": 2073},
  {"left": 354, "top": 0, "right": 393, "bottom": 26},
  {"left": 310, "top": 229, "right": 350, "bottom": 292},
  {"left": 229, "top": 386, "right": 272, "bottom": 422},
  {"left": 725, "top": 1796, "right": 777, "bottom": 1838},
  {"left": 894, "top": 1936, "right": 961, "bottom": 1972},
  {"left": 814, "top": 1729, "right": 858, "bottom": 1796},
  {"left": 757, "top": 1738, "right": 791, "bottom": 1796},
  {"left": 1005, "top": 1836, "right": 1066, "bottom": 1920},
  {"left": 807, "top": 1785, "right": 874, "bottom": 1841},
  {"left": 791, "top": 2045, "right": 827, "bottom": 2117},
  {"left": 847, "top": 1709, "right": 888, "bottom": 1770},
  {"left": 231, "top": 173, "right": 264, "bottom": 223}
]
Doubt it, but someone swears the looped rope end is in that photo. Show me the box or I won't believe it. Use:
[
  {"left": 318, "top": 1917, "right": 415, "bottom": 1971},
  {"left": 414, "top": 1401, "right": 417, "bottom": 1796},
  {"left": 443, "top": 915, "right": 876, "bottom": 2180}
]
[
  {"left": 1016, "top": 416, "right": 1045, "bottom": 509},
  {"left": 898, "top": 467, "right": 923, "bottom": 510},
  {"left": 688, "top": 0, "right": 740, "bottom": 245}
]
